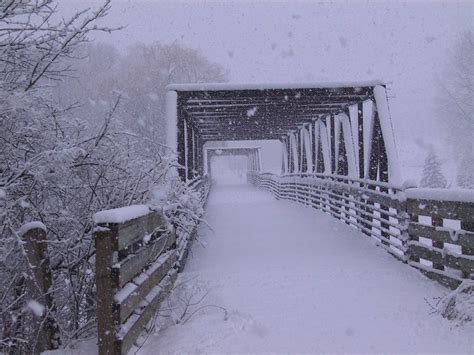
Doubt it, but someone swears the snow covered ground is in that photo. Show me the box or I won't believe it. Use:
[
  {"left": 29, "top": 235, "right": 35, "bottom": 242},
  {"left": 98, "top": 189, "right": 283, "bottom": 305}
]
[{"left": 138, "top": 184, "right": 473, "bottom": 354}]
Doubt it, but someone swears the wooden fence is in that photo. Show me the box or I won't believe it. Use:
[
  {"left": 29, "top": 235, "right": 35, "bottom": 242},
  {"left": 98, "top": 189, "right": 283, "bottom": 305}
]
[
  {"left": 93, "top": 178, "right": 209, "bottom": 355},
  {"left": 405, "top": 189, "right": 474, "bottom": 288},
  {"left": 249, "top": 172, "right": 474, "bottom": 288},
  {"left": 249, "top": 172, "right": 409, "bottom": 259}
]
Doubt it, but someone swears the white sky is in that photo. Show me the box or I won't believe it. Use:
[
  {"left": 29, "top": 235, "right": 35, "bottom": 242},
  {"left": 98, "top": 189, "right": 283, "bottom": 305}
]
[{"left": 60, "top": 0, "right": 473, "bottom": 181}]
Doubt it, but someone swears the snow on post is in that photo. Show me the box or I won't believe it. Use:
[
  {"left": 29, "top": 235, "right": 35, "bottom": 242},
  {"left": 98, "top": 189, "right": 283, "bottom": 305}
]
[
  {"left": 93, "top": 205, "right": 151, "bottom": 224},
  {"left": 18, "top": 221, "right": 47, "bottom": 237},
  {"left": 373, "top": 85, "right": 402, "bottom": 185}
]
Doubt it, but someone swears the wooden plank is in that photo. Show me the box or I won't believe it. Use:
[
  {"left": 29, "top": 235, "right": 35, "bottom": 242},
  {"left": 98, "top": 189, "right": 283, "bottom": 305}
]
[
  {"left": 408, "top": 243, "right": 474, "bottom": 275},
  {"left": 116, "top": 251, "right": 177, "bottom": 323},
  {"left": 408, "top": 244, "right": 443, "bottom": 265},
  {"left": 419, "top": 269, "right": 462, "bottom": 290},
  {"left": 407, "top": 199, "right": 474, "bottom": 222},
  {"left": 117, "top": 212, "right": 164, "bottom": 251},
  {"left": 115, "top": 232, "right": 174, "bottom": 288},
  {"left": 461, "top": 221, "right": 474, "bottom": 256},
  {"left": 444, "top": 254, "right": 474, "bottom": 274},
  {"left": 295, "top": 179, "right": 404, "bottom": 212},
  {"left": 302, "top": 177, "right": 404, "bottom": 210},
  {"left": 408, "top": 223, "right": 474, "bottom": 248},
  {"left": 118, "top": 269, "right": 178, "bottom": 355},
  {"left": 408, "top": 261, "right": 462, "bottom": 289}
]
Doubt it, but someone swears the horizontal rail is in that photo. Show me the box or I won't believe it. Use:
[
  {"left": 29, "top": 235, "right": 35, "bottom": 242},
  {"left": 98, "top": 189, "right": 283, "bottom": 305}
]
[{"left": 406, "top": 194, "right": 474, "bottom": 288}]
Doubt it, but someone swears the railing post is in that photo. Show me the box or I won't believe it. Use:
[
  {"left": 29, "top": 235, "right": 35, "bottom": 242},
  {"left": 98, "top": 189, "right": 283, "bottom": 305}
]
[
  {"left": 22, "top": 226, "right": 59, "bottom": 353},
  {"left": 95, "top": 226, "right": 120, "bottom": 355}
]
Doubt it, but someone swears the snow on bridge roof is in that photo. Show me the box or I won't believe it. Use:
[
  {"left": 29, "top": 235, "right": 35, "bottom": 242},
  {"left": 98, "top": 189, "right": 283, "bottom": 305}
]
[
  {"left": 205, "top": 146, "right": 261, "bottom": 150},
  {"left": 166, "top": 80, "right": 385, "bottom": 92}
]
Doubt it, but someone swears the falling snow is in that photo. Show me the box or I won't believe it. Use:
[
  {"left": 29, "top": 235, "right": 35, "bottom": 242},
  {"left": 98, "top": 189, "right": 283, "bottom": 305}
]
[{"left": 246, "top": 106, "right": 258, "bottom": 117}]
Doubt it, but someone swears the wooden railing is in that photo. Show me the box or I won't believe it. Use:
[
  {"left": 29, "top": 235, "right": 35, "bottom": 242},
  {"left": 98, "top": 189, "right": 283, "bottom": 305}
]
[
  {"left": 249, "top": 172, "right": 474, "bottom": 288},
  {"left": 405, "top": 189, "right": 474, "bottom": 288},
  {"left": 249, "top": 172, "right": 408, "bottom": 259},
  {"left": 93, "top": 178, "right": 209, "bottom": 355}
]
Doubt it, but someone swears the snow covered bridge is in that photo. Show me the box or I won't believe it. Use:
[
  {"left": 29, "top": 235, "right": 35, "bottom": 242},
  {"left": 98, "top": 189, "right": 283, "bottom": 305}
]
[
  {"left": 164, "top": 80, "right": 473, "bottom": 288},
  {"left": 91, "top": 82, "right": 473, "bottom": 354},
  {"left": 136, "top": 184, "right": 473, "bottom": 354}
]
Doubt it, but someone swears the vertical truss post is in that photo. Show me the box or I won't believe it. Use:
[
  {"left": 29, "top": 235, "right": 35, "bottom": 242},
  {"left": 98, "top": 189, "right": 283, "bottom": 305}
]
[
  {"left": 358, "top": 102, "right": 364, "bottom": 179},
  {"left": 195, "top": 135, "right": 202, "bottom": 176},
  {"left": 302, "top": 125, "right": 312, "bottom": 173},
  {"left": 291, "top": 132, "right": 299, "bottom": 173},
  {"left": 191, "top": 127, "right": 196, "bottom": 178},
  {"left": 311, "top": 121, "right": 316, "bottom": 173},
  {"left": 296, "top": 129, "right": 301, "bottom": 173},
  {"left": 330, "top": 114, "right": 336, "bottom": 174},
  {"left": 257, "top": 148, "right": 262, "bottom": 172},
  {"left": 176, "top": 96, "right": 186, "bottom": 181},
  {"left": 281, "top": 137, "right": 289, "bottom": 174},
  {"left": 186, "top": 120, "right": 194, "bottom": 181},
  {"left": 287, "top": 135, "right": 293, "bottom": 173}
]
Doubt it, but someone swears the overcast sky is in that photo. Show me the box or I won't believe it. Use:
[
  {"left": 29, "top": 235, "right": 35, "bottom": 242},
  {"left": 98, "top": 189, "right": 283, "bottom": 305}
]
[{"left": 60, "top": 0, "right": 472, "bottom": 180}]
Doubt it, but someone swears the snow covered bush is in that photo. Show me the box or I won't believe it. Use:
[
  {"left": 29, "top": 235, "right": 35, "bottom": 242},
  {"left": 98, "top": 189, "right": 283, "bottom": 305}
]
[
  {"left": 0, "top": 1, "right": 223, "bottom": 352},
  {"left": 150, "top": 178, "right": 206, "bottom": 234},
  {"left": 438, "top": 281, "right": 474, "bottom": 324},
  {"left": 419, "top": 150, "right": 447, "bottom": 188}
]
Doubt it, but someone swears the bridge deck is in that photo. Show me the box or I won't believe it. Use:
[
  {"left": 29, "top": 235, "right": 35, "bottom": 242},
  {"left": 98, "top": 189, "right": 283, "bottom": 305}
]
[{"left": 139, "top": 185, "right": 472, "bottom": 353}]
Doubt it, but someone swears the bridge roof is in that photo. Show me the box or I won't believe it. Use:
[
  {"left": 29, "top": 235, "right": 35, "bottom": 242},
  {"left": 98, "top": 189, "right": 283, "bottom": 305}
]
[{"left": 168, "top": 81, "right": 384, "bottom": 142}]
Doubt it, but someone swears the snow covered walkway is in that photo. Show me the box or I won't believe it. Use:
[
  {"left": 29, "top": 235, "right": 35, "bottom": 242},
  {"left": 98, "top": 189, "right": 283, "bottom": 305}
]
[{"left": 139, "top": 184, "right": 472, "bottom": 354}]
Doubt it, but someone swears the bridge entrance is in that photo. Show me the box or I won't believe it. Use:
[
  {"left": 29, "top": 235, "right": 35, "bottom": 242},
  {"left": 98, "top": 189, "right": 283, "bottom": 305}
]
[{"left": 204, "top": 146, "right": 262, "bottom": 177}]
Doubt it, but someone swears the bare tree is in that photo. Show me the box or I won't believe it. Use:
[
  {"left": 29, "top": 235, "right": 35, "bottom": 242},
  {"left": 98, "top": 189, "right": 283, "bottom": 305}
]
[
  {"left": 0, "top": 1, "right": 128, "bottom": 352},
  {"left": 1, "top": 3, "right": 229, "bottom": 352},
  {"left": 55, "top": 41, "right": 228, "bottom": 145},
  {"left": 436, "top": 31, "right": 474, "bottom": 188},
  {"left": 117, "top": 42, "right": 228, "bottom": 143}
]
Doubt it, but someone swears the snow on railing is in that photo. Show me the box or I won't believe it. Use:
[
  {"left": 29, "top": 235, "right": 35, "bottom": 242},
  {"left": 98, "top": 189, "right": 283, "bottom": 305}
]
[{"left": 250, "top": 172, "right": 474, "bottom": 289}]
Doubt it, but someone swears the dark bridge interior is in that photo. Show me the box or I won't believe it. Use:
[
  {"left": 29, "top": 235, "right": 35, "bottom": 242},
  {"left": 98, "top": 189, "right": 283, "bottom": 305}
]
[{"left": 167, "top": 82, "right": 393, "bottom": 184}]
